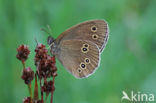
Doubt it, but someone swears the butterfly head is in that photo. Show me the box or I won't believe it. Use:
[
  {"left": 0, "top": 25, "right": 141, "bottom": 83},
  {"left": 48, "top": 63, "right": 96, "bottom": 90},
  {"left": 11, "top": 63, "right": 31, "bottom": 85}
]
[
  {"left": 47, "top": 36, "right": 57, "bottom": 55},
  {"left": 47, "top": 36, "right": 55, "bottom": 45}
]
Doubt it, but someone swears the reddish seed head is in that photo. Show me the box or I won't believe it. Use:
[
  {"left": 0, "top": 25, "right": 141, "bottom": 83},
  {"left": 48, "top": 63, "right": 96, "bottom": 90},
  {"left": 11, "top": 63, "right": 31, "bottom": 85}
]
[
  {"left": 51, "top": 56, "right": 56, "bottom": 63},
  {"left": 52, "top": 71, "right": 57, "bottom": 77},
  {"left": 23, "top": 97, "right": 42, "bottom": 103},
  {"left": 51, "top": 65, "right": 57, "bottom": 77},
  {"left": 37, "top": 55, "right": 57, "bottom": 78},
  {"left": 34, "top": 100, "right": 42, "bottom": 103},
  {"left": 37, "top": 57, "right": 52, "bottom": 78},
  {"left": 21, "top": 67, "right": 34, "bottom": 84},
  {"left": 42, "top": 80, "right": 53, "bottom": 94},
  {"left": 16, "top": 45, "right": 30, "bottom": 62},
  {"left": 35, "top": 43, "right": 57, "bottom": 78},
  {"left": 23, "top": 97, "right": 31, "bottom": 103},
  {"left": 17, "top": 42, "right": 57, "bottom": 103},
  {"left": 35, "top": 44, "right": 48, "bottom": 66}
]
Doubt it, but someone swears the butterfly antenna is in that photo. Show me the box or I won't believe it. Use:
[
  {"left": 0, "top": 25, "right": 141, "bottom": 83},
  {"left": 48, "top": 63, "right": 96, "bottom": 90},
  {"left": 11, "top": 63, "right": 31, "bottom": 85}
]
[
  {"left": 47, "top": 25, "right": 52, "bottom": 34},
  {"left": 34, "top": 37, "right": 39, "bottom": 45},
  {"left": 40, "top": 28, "right": 51, "bottom": 35},
  {"left": 40, "top": 25, "right": 52, "bottom": 35},
  {"left": 40, "top": 25, "right": 54, "bottom": 50}
]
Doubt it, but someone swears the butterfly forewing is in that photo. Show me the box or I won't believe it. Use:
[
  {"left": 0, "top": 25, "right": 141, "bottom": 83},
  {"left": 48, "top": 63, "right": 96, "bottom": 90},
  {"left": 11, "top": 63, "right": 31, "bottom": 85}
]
[
  {"left": 56, "top": 20, "right": 109, "bottom": 53},
  {"left": 56, "top": 40, "right": 100, "bottom": 78}
]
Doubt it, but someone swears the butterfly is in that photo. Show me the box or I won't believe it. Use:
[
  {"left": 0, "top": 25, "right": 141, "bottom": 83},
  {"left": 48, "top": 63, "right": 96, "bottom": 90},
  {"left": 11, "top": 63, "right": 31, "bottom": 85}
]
[{"left": 47, "top": 20, "right": 109, "bottom": 78}]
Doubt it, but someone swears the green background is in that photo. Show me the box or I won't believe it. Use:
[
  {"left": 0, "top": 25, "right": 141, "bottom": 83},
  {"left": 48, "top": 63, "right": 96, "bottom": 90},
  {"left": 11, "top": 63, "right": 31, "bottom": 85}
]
[{"left": 0, "top": 0, "right": 156, "bottom": 103}]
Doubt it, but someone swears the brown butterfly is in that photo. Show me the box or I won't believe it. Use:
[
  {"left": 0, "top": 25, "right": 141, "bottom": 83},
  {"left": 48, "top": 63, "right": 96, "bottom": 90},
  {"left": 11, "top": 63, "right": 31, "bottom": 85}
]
[{"left": 47, "top": 20, "right": 109, "bottom": 78}]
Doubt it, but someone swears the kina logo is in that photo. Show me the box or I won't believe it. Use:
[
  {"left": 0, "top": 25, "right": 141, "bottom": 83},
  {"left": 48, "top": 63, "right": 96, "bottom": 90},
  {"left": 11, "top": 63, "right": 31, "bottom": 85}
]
[{"left": 121, "top": 91, "right": 155, "bottom": 102}]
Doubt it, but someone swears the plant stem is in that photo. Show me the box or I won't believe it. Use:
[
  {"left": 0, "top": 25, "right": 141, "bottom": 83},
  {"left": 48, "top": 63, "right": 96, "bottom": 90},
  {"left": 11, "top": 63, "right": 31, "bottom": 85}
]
[
  {"left": 22, "top": 60, "right": 25, "bottom": 69},
  {"left": 50, "top": 77, "right": 55, "bottom": 103},
  {"left": 34, "top": 73, "right": 39, "bottom": 100},
  {"left": 40, "top": 79, "right": 44, "bottom": 103},
  {"left": 45, "top": 93, "right": 49, "bottom": 103},
  {"left": 28, "top": 83, "right": 32, "bottom": 103}
]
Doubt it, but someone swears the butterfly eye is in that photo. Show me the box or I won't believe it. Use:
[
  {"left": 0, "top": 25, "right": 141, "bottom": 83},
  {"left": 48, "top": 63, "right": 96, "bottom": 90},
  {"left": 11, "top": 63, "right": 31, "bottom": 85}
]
[
  {"left": 91, "top": 26, "right": 97, "bottom": 32},
  {"left": 92, "top": 34, "right": 98, "bottom": 40},
  {"left": 84, "top": 58, "right": 90, "bottom": 64},
  {"left": 80, "top": 63, "right": 86, "bottom": 69}
]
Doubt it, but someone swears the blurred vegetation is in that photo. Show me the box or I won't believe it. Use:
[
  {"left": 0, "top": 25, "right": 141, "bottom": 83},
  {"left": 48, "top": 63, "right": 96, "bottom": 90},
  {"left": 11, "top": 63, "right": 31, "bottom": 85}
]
[{"left": 0, "top": 0, "right": 156, "bottom": 103}]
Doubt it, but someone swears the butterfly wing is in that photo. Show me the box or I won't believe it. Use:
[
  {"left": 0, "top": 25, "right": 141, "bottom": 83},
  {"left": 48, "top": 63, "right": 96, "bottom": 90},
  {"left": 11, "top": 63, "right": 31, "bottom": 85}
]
[
  {"left": 56, "top": 40, "right": 100, "bottom": 78},
  {"left": 55, "top": 20, "right": 109, "bottom": 53}
]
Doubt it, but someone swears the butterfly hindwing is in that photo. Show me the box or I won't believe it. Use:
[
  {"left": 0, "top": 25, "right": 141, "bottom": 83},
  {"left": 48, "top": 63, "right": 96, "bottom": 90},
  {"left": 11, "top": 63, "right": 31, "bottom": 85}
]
[{"left": 56, "top": 40, "right": 100, "bottom": 78}]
